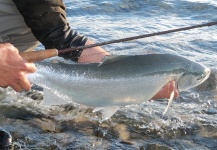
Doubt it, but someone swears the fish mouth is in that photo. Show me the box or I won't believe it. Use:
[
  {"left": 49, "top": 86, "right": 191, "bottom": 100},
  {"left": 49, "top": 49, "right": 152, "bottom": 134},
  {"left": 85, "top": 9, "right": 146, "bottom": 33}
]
[
  {"left": 198, "top": 67, "right": 211, "bottom": 85},
  {"left": 175, "top": 67, "right": 211, "bottom": 92},
  {"left": 192, "top": 67, "right": 211, "bottom": 89},
  {"left": 204, "top": 68, "right": 211, "bottom": 81}
]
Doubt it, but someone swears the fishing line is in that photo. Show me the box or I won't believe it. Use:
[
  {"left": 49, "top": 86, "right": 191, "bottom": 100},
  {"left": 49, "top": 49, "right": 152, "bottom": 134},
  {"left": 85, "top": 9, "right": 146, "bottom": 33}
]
[
  {"left": 20, "top": 21, "right": 217, "bottom": 63},
  {"left": 58, "top": 21, "right": 217, "bottom": 55}
]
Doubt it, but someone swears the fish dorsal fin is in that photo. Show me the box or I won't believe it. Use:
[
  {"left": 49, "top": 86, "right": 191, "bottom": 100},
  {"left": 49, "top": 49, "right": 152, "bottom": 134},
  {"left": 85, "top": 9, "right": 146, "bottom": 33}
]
[{"left": 98, "top": 55, "right": 128, "bottom": 67}]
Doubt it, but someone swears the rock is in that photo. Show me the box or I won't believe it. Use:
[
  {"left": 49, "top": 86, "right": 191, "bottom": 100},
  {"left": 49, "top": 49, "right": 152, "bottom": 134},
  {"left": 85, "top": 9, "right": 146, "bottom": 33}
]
[
  {"left": 202, "top": 108, "right": 217, "bottom": 115},
  {"left": 145, "top": 143, "right": 173, "bottom": 150},
  {"left": 25, "top": 83, "right": 43, "bottom": 101},
  {"left": 0, "top": 129, "right": 12, "bottom": 149}
]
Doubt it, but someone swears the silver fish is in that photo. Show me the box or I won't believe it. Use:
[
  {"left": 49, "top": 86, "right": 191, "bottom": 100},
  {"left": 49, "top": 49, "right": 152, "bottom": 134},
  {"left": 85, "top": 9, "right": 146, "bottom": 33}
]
[{"left": 29, "top": 54, "right": 210, "bottom": 108}]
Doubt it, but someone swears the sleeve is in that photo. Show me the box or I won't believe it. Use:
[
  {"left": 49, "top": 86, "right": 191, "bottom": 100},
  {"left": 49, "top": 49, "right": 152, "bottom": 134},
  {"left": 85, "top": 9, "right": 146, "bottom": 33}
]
[{"left": 12, "top": 0, "right": 88, "bottom": 62}]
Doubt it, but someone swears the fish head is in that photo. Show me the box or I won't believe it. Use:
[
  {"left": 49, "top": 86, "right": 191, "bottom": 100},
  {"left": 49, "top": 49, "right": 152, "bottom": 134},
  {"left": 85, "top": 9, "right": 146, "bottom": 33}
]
[{"left": 177, "top": 62, "right": 210, "bottom": 91}]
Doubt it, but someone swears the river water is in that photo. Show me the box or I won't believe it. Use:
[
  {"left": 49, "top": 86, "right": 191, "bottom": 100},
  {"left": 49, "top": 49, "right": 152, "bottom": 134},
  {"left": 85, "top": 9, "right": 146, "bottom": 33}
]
[{"left": 0, "top": 0, "right": 217, "bottom": 149}]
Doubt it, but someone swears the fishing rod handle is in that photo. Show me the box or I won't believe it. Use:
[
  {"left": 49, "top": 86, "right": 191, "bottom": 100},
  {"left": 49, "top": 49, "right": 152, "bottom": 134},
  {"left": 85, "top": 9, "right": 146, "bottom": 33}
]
[{"left": 19, "top": 49, "right": 58, "bottom": 62}]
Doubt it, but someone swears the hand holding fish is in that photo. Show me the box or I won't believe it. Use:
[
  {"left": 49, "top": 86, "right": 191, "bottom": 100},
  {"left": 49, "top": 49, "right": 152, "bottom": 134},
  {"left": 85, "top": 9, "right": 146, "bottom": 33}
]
[
  {"left": 0, "top": 43, "right": 36, "bottom": 92},
  {"left": 151, "top": 81, "right": 179, "bottom": 100}
]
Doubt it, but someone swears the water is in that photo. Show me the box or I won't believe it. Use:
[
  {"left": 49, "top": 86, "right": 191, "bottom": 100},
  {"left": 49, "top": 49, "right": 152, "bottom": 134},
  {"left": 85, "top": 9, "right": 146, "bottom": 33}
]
[{"left": 0, "top": 0, "right": 217, "bottom": 149}]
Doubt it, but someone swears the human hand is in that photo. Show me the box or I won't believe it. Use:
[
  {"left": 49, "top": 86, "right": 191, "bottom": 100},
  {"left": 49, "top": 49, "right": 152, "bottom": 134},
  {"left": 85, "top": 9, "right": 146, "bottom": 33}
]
[
  {"left": 78, "top": 40, "right": 109, "bottom": 63},
  {"left": 0, "top": 43, "right": 36, "bottom": 92},
  {"left": 151, "top": 81, "right": 179, "bottom": 100}
]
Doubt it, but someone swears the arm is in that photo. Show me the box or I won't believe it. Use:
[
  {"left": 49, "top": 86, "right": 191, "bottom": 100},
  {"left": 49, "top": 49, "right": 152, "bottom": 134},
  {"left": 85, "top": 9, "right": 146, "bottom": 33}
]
[
  {"left": 78, "top": 40, "right": 109, "bottom": 63},
  {"left": 12, "top": 0, "right": 107, "bottom": 63}
]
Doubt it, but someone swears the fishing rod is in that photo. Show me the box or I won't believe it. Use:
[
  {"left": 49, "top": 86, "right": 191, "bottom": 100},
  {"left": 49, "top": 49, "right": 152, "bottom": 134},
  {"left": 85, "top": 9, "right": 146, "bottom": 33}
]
[{"left": 20, "top": 21, "right": 217, "bottom": 62}]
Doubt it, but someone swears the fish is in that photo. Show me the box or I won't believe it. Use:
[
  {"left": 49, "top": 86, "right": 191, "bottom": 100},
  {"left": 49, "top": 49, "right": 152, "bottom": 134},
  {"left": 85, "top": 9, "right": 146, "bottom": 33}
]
[{"left": 28, "top": 54, "right": 210, "bottom": 120}]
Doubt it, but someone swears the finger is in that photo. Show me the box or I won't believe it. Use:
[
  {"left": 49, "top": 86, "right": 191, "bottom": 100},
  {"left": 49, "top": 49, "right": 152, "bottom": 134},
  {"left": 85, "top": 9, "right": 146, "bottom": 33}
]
[
  {"left": 9, "top": 82, "right": 23, "bottom": 92},
  {"left": 160, "top": 81, "right": 172, "bottom": 97},
  {"left": 9, "top": 71, "right": 31, "bottom": 92},
  {"left": 165, "top": 81, "right": 172, "bottom": 96},
  {"left": 15, "top": 72, "right": 32, "bottom": 91},
  {"left": 169, "top": 80, "right": 175, "bottom": 88},
  {"left": 151, "top": 81, "right": 175, "bottom": 100},
  {"left": 19, "top": 76, "right": 31, "bottom": 91},
  {"left": 21, "top": 62, "right": 36, "bottom": 73}
]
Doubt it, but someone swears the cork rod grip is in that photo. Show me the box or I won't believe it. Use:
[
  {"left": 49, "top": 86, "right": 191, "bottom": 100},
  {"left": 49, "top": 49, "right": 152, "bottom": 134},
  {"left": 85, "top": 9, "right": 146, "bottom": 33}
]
[{"left": 19, "top": 49, "right": 58, "bottom": 62}]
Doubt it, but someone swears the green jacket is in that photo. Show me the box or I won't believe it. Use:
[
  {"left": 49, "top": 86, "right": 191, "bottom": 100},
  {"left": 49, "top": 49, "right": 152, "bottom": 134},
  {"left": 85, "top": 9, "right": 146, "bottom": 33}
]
[{"left": 12, "top": 0, "right": 88, "bottom": 61}]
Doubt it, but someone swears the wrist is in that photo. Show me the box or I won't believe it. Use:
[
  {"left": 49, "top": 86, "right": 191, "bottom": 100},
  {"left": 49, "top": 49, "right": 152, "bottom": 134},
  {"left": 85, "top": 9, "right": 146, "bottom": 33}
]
[{"left": 78, "top": 40, "right": 109, "bottom": 63}]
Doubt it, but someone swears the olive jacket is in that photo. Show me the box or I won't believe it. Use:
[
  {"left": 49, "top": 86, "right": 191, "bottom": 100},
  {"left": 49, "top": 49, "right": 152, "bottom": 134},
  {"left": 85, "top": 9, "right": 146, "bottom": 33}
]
[{"left": 12, "top": 0, "right": 88, "bottom": 61}]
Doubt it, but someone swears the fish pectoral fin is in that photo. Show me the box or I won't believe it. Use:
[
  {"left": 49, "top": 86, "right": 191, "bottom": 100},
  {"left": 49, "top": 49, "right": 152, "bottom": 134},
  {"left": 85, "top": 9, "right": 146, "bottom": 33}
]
[
  {"left": 163, "top": 91, "right": 175, "bottom": 116},
  {"left": 93, "top": 106, "right": 119, "bottom": 121}
]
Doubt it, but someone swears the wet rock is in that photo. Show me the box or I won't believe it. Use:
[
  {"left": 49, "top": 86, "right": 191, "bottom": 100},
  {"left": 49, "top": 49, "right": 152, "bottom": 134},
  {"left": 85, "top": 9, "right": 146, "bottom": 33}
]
[
  {"left": 120, "top": 140, "right": 134, "bottom": 145},
  {"left": 202, "top": 108, "right": 217, "bottom": 115},
  {"left": 32, "top": 118, "right": 61, "bottom": 133},
  {"left": 94, "top": 128, "right": 105, "bottom": 138},
  {"left": 199, "top": 125, "right": 217, "bottom": 139},
  {"left": 24, "top": 83, "right": 43, "bottom": 101},
  {"left": 145, "top": 143, "right": 173, "bottom": 150},
  {"left": 13, "top": 141, "right": 27, "bottom": 149},
  {"left": 10, "top": 132, "right": 25, "bottom": 140},
  {"left": 25, "top": 91, "right": 43, "bottom": 101},
  {"left": 0, "top": 105, "right": 43, "bottom": 120},
  {"left": 46, "top": 143, "right": 62, "bottom": 150},
  {"left": 0, "top": 88, "right": 7, "bottom": 100},
  {"left": 113, "top": 124, "right": 129, "bottom": 141},
  {"left": 140, "top": 146, "right": 145, "bottom": 150},
  {"left": 16, "top": 83, "right": 44, "bottom": 102},
  {"left": 62, "top": 104, "right": 77, "bottom": 112},
  {"left": 0, "top": 129, "right": 12, "bottom": 149},
  {"left": 192, "top": 136, "right": 217, "bottom": 149},
  {"left": 31, "top": 83, "right": 43, "bottom": 92}
]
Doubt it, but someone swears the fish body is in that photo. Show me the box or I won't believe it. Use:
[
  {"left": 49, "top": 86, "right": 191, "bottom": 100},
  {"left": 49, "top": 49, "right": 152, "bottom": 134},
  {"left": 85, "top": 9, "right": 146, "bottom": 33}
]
[{"left": 29, "top": 54, "right": 210, "bottom": 107}]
